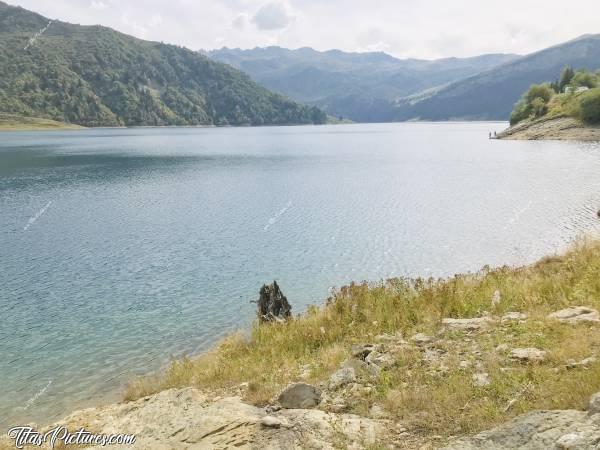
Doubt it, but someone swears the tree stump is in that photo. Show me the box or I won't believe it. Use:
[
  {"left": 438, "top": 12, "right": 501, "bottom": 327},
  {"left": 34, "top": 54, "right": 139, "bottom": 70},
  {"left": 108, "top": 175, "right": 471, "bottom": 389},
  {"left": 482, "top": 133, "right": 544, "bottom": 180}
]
[{"left": 257, "top": 281, "right": 292, "bottom": 323}]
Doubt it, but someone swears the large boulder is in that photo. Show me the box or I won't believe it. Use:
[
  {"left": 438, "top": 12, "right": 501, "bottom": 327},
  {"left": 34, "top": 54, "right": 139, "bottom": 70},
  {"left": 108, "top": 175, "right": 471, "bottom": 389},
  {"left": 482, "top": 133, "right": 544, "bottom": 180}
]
[
  {"left": 277, "top": 383, "right": 321, "bottom": 409},
  {"left": 509, "top": 348, "right": 547, "bottom": 363},
  {"left": 328, "top": 367, "right": 356, "bottom": 390},
  {"left": 589, "top": 392, "right": 600, "bottom": 415},
  {"left": 442, "top": 317, "right": 494, "bottom": 331},
  {"left": 441, "top": 410, "right": 600, "bottom": 450},
  {"left": 24, "top": 387, "right": 386, "bottom": 449},
  {"left": 547, "top": 307, "right": 600, "bottom": 324}
]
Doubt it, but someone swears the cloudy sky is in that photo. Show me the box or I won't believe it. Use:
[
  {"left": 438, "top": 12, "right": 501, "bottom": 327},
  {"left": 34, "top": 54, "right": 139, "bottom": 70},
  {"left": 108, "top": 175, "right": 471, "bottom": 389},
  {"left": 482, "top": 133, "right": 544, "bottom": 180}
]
[{"left": 10, "top": 0, "right": 600, "bottom": 59}]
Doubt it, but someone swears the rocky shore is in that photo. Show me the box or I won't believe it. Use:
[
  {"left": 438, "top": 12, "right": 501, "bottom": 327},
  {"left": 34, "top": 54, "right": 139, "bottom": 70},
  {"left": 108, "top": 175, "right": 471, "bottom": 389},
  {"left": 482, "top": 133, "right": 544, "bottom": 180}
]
[
  {"left": 496, "top": 116, "right": 600, "bottom": 141},
  {"left": 4, "top": 305, "right": 600, "bottom": 449},
  {"left": 3, "top": 243, "right": 600, "bottom": 449}
]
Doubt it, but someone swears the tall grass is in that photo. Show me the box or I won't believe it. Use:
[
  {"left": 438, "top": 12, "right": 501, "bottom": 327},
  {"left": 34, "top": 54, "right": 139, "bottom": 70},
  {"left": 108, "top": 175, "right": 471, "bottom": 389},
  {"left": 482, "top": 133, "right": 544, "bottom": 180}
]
[{"left": 125, "top": 239, "right": 600, "bottom": 437}]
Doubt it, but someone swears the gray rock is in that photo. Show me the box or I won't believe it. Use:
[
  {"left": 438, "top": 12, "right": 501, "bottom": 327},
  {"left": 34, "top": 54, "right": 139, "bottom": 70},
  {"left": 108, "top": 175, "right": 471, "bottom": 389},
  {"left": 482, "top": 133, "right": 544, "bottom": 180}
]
[
  {"left": 370, "top": 404, "right": 386, "bottom": 419},
  {"left": 589, "top": 392, "right": 600, "bottom": 415},
  {"left": 509, "top": 347, "right": 547, "bottom": 363},
  {"left": 277, "top": 383, "right": 321, "bottom": 409},
  {"left": 441, "top": 410, "right": 600, "bottom": 450},
  {"left": 366, "top": 363, "right": 381, "bottom": 378},
  {"left": 411, "top": 333, "right": 434, "bottom": 345},
  {"left": 328, "top": 367, "right": 356, "bottom": 390},
  {"left": 260, "top": 416, "right": 282, "bottom": 428},
  {"left": 351, "top": 343, "right": 377, "bottom": 359},
  {"left": 495, "top": 344, "right": 510, "bottom": 353},
  {"left": 34, "top": 387, "right": 387, "bottom": 449},
  {"left": 501, "top": 312, "right": 528, "bottom": 323},
  {"left": 566, "top": 357, "right": 597, "bottom": 370},
  {"left": 442, "top": 317, "right": 494, "bottom": 331},
  {"left": 342, "top": 358, "right": 369, "bottom": 373},
  {"left": 472, "top": 373, "right": 491, "bottom": 387},
  {"left": 365, "top": 350, "right": 395, "bottom": 368},
  {"left": 547, "top": 307, "right": 600, "bottom": 325}
]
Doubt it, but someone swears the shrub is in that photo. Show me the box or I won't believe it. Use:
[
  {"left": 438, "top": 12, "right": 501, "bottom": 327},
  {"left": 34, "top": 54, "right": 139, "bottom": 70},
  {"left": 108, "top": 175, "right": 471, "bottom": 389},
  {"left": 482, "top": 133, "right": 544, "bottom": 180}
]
[
  {"left": 509, "top": 83, "right": 555, "bottom": 125},
  {"left": 558, "top": 66, "right": 575, "bottom": 92},
  {"left": 579, "top": 88, "right": 600, "bottom": 124},
  {"left": 571, "top": 70, "right": 599, "bottom": 89}
]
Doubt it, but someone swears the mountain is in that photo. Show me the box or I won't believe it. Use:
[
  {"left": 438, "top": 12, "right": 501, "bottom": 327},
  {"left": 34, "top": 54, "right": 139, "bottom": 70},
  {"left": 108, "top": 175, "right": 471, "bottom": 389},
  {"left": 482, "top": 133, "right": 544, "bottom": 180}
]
[
  {"left": 391, "top": 34, "right": 600, "bottom": 121},
  {"left": 0, "top": 2, "right": 326, "bottom": 127},
  {"left": 208, "top": 46, "right": 519, "bottom": 122}
]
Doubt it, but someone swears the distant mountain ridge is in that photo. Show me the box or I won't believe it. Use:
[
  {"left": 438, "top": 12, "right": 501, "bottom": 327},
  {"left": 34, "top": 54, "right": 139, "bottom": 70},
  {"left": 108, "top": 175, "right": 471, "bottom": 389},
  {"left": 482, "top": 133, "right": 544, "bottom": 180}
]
[
  {"left": 208, "top": 46, "right": 520, "bottom": 122},
  {"left": 0, "top": 1, "right": 326, "bottom": 127},
  {"left": 391, "top": 34, "right": 600, "bottom": 121}
]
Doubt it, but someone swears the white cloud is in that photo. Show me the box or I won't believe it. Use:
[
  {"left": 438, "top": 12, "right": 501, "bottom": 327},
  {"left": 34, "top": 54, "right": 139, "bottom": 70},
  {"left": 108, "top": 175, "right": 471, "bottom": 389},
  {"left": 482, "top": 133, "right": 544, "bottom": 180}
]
[
  {"left": 232, "top": 13, "right": 249, "bottom": 30},
  {"left": 251, "top": 2, "right": 294, "bottom": 30},
  {"left": 90, "top": 0, "right": 108, "bottom": 10},
  {"left": 8, "top": 0, "right": 600, "bottom": 59}
]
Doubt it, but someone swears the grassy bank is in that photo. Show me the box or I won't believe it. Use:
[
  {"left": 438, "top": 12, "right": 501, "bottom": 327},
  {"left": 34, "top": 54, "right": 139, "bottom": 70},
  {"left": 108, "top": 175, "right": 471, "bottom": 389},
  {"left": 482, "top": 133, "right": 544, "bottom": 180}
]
[
  {"left": 126, "top": 239, "right": 600, "bottom": 440},
  {"left": 0, "top": 113, "right": 84, "bottom": 131}
]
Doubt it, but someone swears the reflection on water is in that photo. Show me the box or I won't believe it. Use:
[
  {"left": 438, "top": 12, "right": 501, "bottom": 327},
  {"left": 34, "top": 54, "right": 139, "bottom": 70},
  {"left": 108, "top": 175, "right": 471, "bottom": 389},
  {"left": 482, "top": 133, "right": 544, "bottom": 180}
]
[{"left": 0, "top": 123, "right": 599, "bottom": 425}]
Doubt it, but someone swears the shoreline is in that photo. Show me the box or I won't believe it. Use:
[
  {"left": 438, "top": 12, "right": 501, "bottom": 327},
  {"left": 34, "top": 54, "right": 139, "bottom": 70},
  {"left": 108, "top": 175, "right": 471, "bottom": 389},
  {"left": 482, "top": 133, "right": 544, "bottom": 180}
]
[
  {"left": 4, "top": 240, "right": 600, "bottom": 448},
  {"left": 0, "top": 118, "right": 509, "bottom": 133},
  {"left": 496, "top": 116, "right": 600, "bottom": 141}
]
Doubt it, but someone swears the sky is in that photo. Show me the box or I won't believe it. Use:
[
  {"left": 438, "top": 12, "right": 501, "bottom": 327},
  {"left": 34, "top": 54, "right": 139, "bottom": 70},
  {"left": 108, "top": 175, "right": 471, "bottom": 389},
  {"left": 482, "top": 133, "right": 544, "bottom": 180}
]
[{"left": 9, "top": 0, "right": 600, "bottom": 59}]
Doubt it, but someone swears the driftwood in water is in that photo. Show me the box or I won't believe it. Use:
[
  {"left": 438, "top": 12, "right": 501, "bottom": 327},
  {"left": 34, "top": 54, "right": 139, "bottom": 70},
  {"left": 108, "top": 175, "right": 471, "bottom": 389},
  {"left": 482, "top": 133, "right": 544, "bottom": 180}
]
[{"left": 256, "top": 281, "right": 292, "bottom": 323}]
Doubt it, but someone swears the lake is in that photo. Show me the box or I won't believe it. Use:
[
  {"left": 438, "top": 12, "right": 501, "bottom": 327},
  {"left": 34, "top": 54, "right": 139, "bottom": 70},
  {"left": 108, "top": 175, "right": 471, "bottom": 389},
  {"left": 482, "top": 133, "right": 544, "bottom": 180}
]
[{"left": 1, "top": 122, "right": 599, "bottom": 426}]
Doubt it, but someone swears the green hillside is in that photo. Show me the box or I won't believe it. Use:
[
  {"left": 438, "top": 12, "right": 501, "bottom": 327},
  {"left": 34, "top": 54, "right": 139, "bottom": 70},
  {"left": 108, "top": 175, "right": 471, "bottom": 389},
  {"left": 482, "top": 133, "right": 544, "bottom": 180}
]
[
  {"left": 509, "top": 66, "right": 600, "bottom": 125},
  {"left": 0, "top": 2, "right": 326, "bottom": 127},
  {"left": 391, "top": 34, "right": 600, "bottom": 121},
  {"left": 209, "top": 46, "right": 518, "bottom": 122}
]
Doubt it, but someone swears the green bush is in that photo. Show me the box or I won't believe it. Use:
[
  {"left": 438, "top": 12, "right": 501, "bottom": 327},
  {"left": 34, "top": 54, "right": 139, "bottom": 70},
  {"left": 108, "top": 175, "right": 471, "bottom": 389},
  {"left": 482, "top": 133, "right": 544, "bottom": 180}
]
[
  {"left": 579, "top": 88, "right": 600, "bottom": 124},
  {"left": 571, "top": 71, "right": 598, "bottom": 89},
  {"left": 509, "top": 83, "right": 555, "bottom": 125}
]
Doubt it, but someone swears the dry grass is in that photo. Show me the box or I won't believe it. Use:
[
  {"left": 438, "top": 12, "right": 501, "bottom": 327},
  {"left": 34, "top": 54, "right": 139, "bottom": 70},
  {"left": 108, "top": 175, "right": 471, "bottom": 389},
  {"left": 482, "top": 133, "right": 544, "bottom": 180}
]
[
  {"left": 0, "top": 113, "right": 83, "bottom": 131},
  {"left": 124, "top": 239, "right": 600, "bottom": 439}
]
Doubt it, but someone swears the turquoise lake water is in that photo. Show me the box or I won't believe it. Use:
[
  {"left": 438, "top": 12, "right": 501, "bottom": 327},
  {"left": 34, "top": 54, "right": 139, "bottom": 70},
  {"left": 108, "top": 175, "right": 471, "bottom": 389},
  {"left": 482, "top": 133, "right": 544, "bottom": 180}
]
[{"left": 1, "top": 122, "right": 599, "bottom": 425}]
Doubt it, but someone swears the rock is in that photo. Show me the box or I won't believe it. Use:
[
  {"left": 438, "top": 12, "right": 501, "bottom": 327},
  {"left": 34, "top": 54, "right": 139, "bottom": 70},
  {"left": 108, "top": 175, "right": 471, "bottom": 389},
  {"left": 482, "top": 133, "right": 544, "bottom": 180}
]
[
  {"left": 351, "top": 343, "right": 378, "bottom": 359},
  {"left": 33, "top": 387, "right": 387, "bottom": 449},
  {"left": 411, "top": 333, "right": 434, "bottom": 345},
  {"left": 256, "top": 281, "right": 292, "bottom": 323},
  {"left": 441, "top": 410, "right": 600, "bottom": 450},
  {"left": 422, "top": 348, "right": 447, "bottom": 365},
  {"left": 459, "top": 360, "right": 471, "bottom": 369},
  {"left": 501, "top": 312, "right": 528, "bottom": 323},
  {"left": 366, "top": 363, "right": 381, "bottom": 378},
  {"left": 566, "top": 356, "right": 597, "bottom": 370},
  {"left": 264, "top": 404, "right": 281, "bottom": 414},
  {"left": 442, "top": 317, "right": 494, "bottom": 331},
  {"left": 547, "top": 307, "right": 600, "bottom": 325},
  {"left": 342, "top": 358, "right": 369, "bottom": 373},
  {"left": 491, "top": 290, "right": 501, "bottom": 309},
  {"left": 370, "top": 404, "right": 386, "bottom": 419},
  {"left": 589, "top": 392, "right": 600, "bottom": 415},
  {"left": 328, "top": 396, "right": 349, "bottom": 413},
  {"left": 472, "top": 373, "right": 491, "bottom": 387},
  {"left": 509, "top": 348, "right": 547, "bottom": 363},
  {"left": 555, "top": 432, "right": 586, "bottom": 449},
  {"left": 260, "top": 416, "right": 282, "bottom": 428},
  {"left": 365, "top": 350, "right": 395, "bottom": 368},
  {"left": 328, "top": 367, "right": 356, "bottom": 390},
  {"left": 278, "top": 383, "right": 321, "bottom": 409},
  {"left": 495, "top": 344, "right": 510, "bottom": 353}
]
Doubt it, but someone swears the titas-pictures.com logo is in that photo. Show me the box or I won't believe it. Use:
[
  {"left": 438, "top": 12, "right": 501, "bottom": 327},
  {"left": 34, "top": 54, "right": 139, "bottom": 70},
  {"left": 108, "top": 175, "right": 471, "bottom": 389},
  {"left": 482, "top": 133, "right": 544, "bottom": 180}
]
[{"left": 7, "top": 426, "right": 136, "bottom": 448}]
